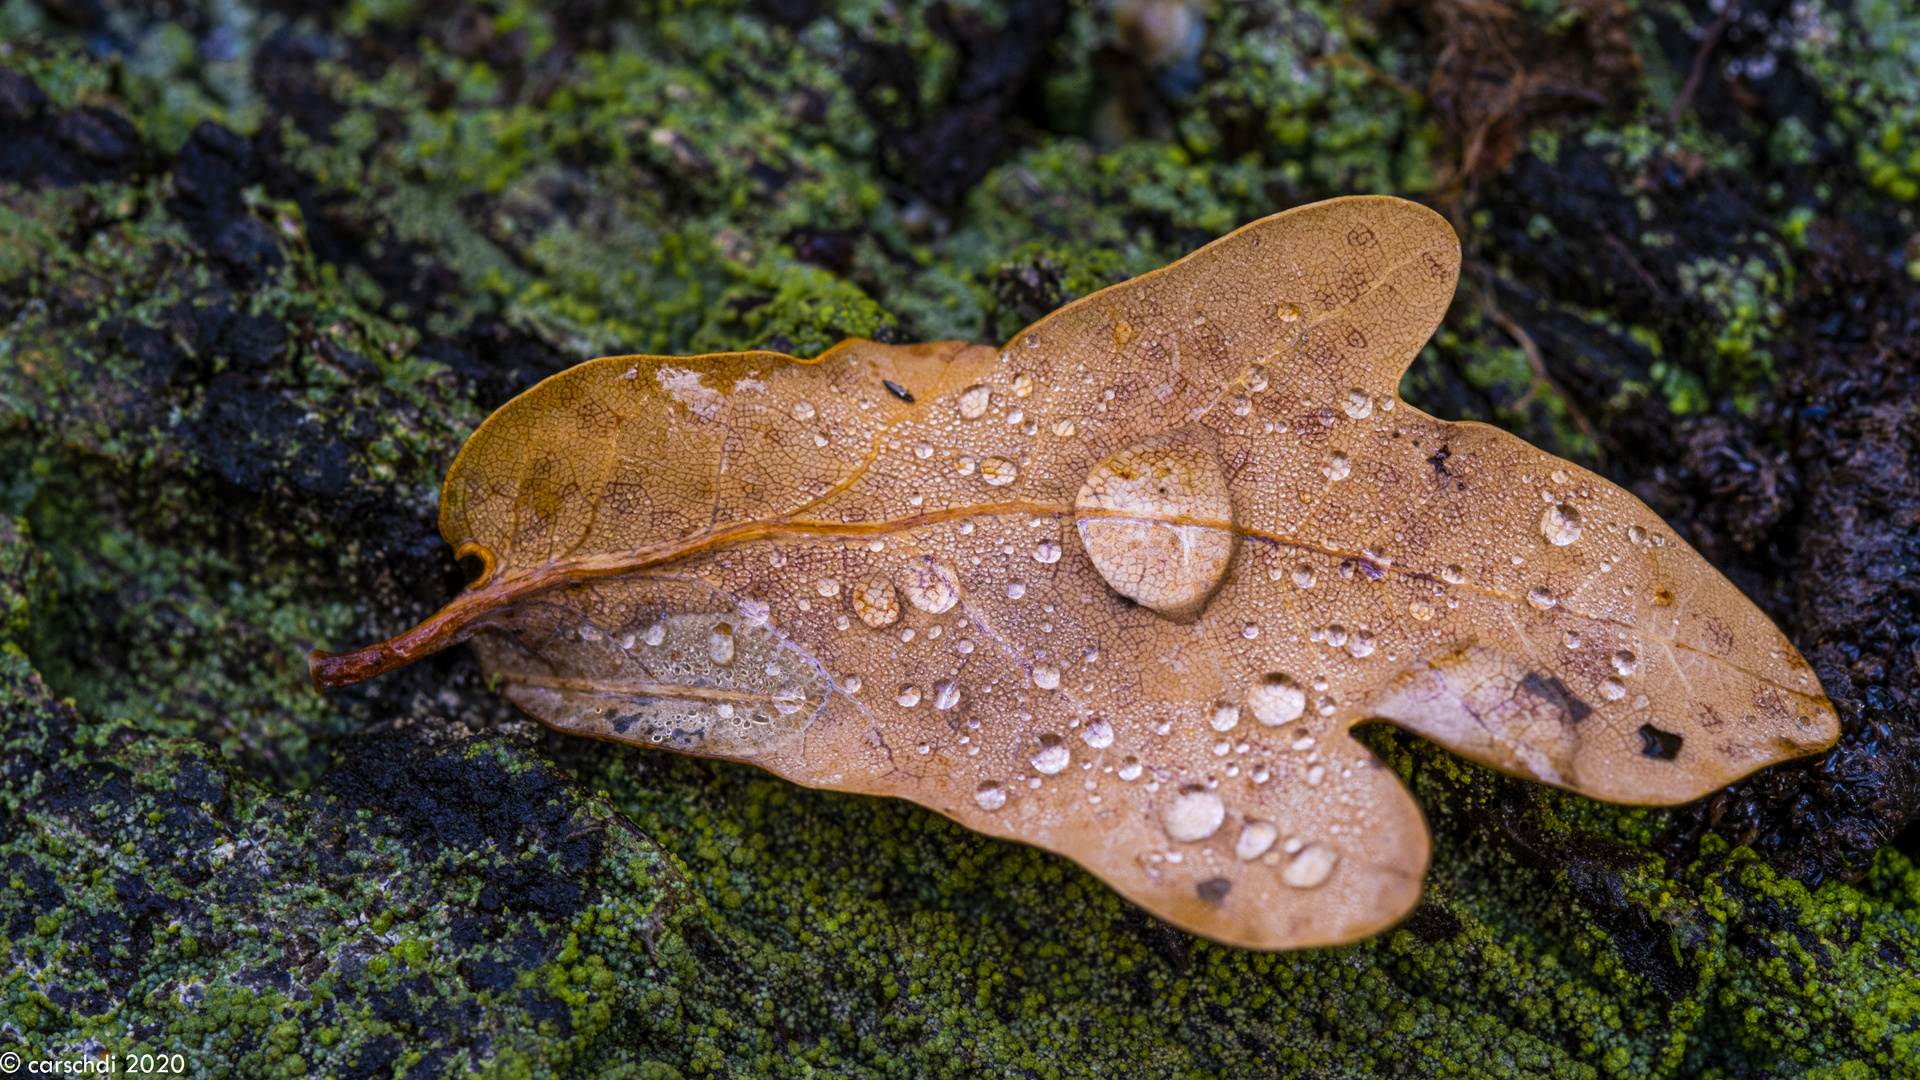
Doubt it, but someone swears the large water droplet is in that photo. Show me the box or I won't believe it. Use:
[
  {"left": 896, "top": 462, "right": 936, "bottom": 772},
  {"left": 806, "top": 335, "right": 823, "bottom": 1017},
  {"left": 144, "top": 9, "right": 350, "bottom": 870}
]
[
  {"left": 815, "top": 576, "right": 841, "bottom": 597},
  {"left": 1292, "top": 564, "right": 1316, "bottom": 589},
  {"left": 1410, "top": 600, "right": 1434, "bottom": 621},
  {"left": 1075, "top": 427, "right": 1236, "bottom": 622},
  {"left": 853, "top": 576, "right": 902, "bottom": 627},
  {"left": 1324, "top": 451, "right": 1351, "bottom": 482},
  {"left": 1628, "top": 525, "right": 1646, "bottom": 544},
  {"left": 1033, "top": 540, "right": 1061, "bottom": 564},
  {"left": 1236, "top": 821, "right": 1278, "bottom": 861},
  {"left": 1013, "top": 373, "right": 1034, "bottom": 397},
  {"left": 1117, "top": 756, "right": 1143, "bottom": 781},
  {"left": 900, "top": 555, "right": 960, "bottom": 614},
  {"left": 1162, "top": 787, "right": 1225, "bottom": 842},
  {"left": 1210, "top": 704, "right": 1241, "bottom": 732},
  {"left": 1527, "top": 585, "right": 1557, "bottom": 610},
  {"left": 1441, "top": 564, "right": 1467, "bottom": 584},
  {"left": 1282, "top": 843, "right": 1338, "bottom": 888},
  {"left": 644, "top": 623, "right": 666, "bottom": 647},
  {"left": 1540, "top": 502, "right": 1583, "bottom": 546},
  {"left": 957, "top": 385, "right": 990, "bottom": 420},
  {"left": 896, "top": 685, "right": 922, "bottom": 707},
  {"left": 1031, "top": 735, "right": 1071, "bottom": 774},
  {"left": 1612, "top": 649, "right": 1638, "bottom": 675},
  {"left": 1248, "top": 673, "right": 1306, "bottom": 726},
  {"left": 933, "top": 682, "right": 961, "bottom": 710},
  {"left": 914, "top": 442, "right": 933, "bottom": 459},
  {"left": 980, "top": 457, "right": 1019, "bottom": 486},
  {"left": 1032, "top": 666, "right": 1061, "bottom": 690},
  {"left": 975, "top": 782, "right": 1007, "bottom": 811},
  {"left": 1005, "top": 582, "right": 1026, "bottom": 600},
  {"left": 1343, "top": 389, "right": 1373, "bottom": 419},
  {"left": 1081, "top": 718, "right": 1114, "bottom": 748},
  {"left": 1348, "top": 631, "right": 1375, "bottom": 658},
  {"left": 708, "top": 623, "right": 736, "bottom": 665}
]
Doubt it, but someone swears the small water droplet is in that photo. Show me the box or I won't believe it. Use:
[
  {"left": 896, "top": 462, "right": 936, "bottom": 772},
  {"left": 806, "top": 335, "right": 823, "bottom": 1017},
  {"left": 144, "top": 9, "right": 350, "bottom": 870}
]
[
  {"left": 957, "top": 385, "right": 991, "bottom": 420},
  {"left": 1032, "top": 666, "right": 1061, "bottom": 690},
  {"left": 1236, "top": 821, "right": 1278, "bottom": 861},
  {"left": 814, "top": 433, "right": 829, "bottom": 447},
  {"left": 1348, "top": 631, "right": 1375, "bottom": 658},
  {"left": 739, "top": 598, "right": 770, "bottom": 627},
  {"left": 1024, "top": 333, "right": 1040, "bottom": 348},
  {"left": 1031, "top": 735, "right": 1071, "bottom": 774},
  {"left": 1013, "top": 373, "right": 1034, "bottom": 397},
  {"left": 1005, "top": 407, "right": 1024, "bottom": 427},
  {"left": 1323, "top": 624, "right": 1348, "bottom": 648},
  {"left": 1551, "top": 470, "right": 1570, "bottom": 484},
  {"left": 980, "top": 457, "right": 1018, "bottom": 485},
  {"left": 1118, "top": 756, "right": 1143, "bottom": 780},
  {"left": 708, "top": 623, "right": 736, "bottom": 665},
  {"left": 1082, "top": 719, "right": 1114, "bottom": 748},
  {"left": 853, "top": 576, "right": 902, "bottom": 627},
  {"left": 1250, "top": 765, "right": 1271, "bottom": 784},
  {"left": 975, "top": 782, "right": 1007, "bottom": 811},
  {"left": 1034, "top": 540, "right": 1061, "bottom": 564},
  {"left": 1441, "top": 564, "right": 1467, "bottom": 584},
  {"left": 1324, "top": 451, "right": 1351, "bottom": 482},
  {"left": 1248, "top": 673, "right": 1306, "bottom": 726},
  {"left": 900, "top": 555, "right": 961, "bottom": 614},
  {"left": 1540, "top": 502, "right": 1583, "bottom": 546},
  {"left": 792, "top": 401, "right": 816, "bottom": 421},
  {"left": 1527, "top": 585, "right": 1557, "bottom": 610},
  {"left": 1054, "top": 419, "right": 1077, "bottom": 437},
  {"left": 1410, "top": 600, "right": 1434, "bottom": 621},
  {"left": 1564, "top": 630, "right": 1583, "bottom": 649},
  {"left": 1343, "top": 389, "right": 1373, "bottom": 420},
  {"left": 1292, "top": 564, "right": 1316, "bottom": 588},
  {"left": 1162, "top": 788, "right": 1225, "bottom": 842},
  {"left": 933, "top": 682, "right": 961, "bottom": 710},
  {"left": 842, "top": 675, "right": 863, "bottom": 693},
  {"left": 1241, "top": 624, "right": 1260, "bottom": 640},
  {"left": 644, "top": 623, "right": 666, "bottom": 647},
  {"left": 1628, "top": 525, "right": 1646, "bottom": 544},
  {"left": 1282, "top": 843, "right": 1338, "bottom": 888},
  {"left": 956, "top": 457, "right": 976, "bottom": 476},
  {"left": 1600, "top": 677, "right": 1626, "bottom": 701},
  {"left": 1612, "top": 650, "right": 1639, "bottom": 676},
  {"left": 896, "top": 686, "right": 923, "bottom": 707},
  {"left": 1006, "top": 582, "right": 1026, "bottom": 600},
  {"left": 914, "top": 442, "right": 933, "bottom": 459},
  {"left": 1279, "top": 303, "right": 1301, "bottom": 322}
]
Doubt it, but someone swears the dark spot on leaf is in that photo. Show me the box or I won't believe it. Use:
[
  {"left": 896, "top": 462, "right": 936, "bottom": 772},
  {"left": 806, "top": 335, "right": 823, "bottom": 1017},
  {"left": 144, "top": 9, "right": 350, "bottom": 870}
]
[
  {"left": 883, "top": 379, "right": 914, "bottom": 403},
  {"left": 1195, "top": 877, "right": 1232, "bottom": 905},
  {"left": 1639, "top": 724, "right": 1683, "bottom": 760},
  {"left": 1520, "top": 671, "right": 1593, "bottom": 722}
]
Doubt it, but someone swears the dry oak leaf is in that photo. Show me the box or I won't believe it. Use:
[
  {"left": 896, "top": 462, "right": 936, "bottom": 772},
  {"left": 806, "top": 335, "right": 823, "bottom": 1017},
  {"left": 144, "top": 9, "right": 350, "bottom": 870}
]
[{"left": 312, "top": 196, "right": 1838, "bottom": 950}]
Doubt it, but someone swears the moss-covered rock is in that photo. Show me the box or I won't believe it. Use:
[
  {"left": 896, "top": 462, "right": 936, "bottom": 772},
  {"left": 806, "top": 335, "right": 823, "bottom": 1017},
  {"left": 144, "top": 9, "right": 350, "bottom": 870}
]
[{"left": 4, "top": 0, "right": 1920, "bottom": 1075}]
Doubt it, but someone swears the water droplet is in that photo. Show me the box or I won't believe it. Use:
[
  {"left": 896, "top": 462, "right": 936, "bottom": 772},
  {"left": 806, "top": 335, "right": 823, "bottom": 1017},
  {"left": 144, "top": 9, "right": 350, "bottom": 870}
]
[
  {"left": 914, "top": 442, "right": 933, "bottom": 459},
  {"left": 1032, "top": 666, "right": 1061, "bottom": 690},
  {"left": 1248, "top": 673, "right": 1306, "bottom": 726},
  {"left": 1600, "top": 677, "right": 1626, "bottom": 701},
  {"left": 1118, "top": 756, "right": 1143, "bottom": 781},
  {"left": 1551, "top": 470, "right": 1570, "bottom": 484},
  {"left": 1005, "top": 582, "right": 1026, "bottom": 600},
  {"left": 1279, "top": 302, "right": 1301, "bottom": 322},
  {"left": 1031, "top": 735, "right": 1071, "bottom": 774},
  {"left": 980, "top": 457, "right": 1018, "bottom": 486},
  {"left": 1628, "top": 525, "right": 1646, "bottom": 544},
  {"left": 708, "top": 623, "right": 736, "bottom": 665},
  {"left": 1075, "top": 429, "right": 1236, "bottom": 621},
  {"left": 1323, "top": 624, "right": 1348, "bottom": 647},
  {"left": 1612, "top": 649, "right": 1639, "bottom": 675},
  {"left": 1241, "top": 624, "right": 1260, "bottom": 640},
  {"left": 1441, "top": 564, "right": 1467, "bottom": 584},
  {"left": 956, "top": 457, "right": 976, "bottom": 476},
  {"left": 1410, "top": 600, "right": 1434, "bottom": 621},
  {"left": 1034, "top": 540, "right": 1061, "bottom": 564},
  {"left": 792, "top": 401, "right": 816, "bottom": 421},
  {"left": 644, "top": 623, "right": 666, "bottom": 647},
  {"left": 1054, "top": 419, "right": 1077, "bottom": 437},
  {"left": 1013, "top": 373, "right": 1034, "bottom": 397},
  {"left": 1024, "top": 333, "right": 1040, "bottom": 348},
  {"left": 1343, "top": 389, "right": 1373, "bottom": 420},
  {"left": 1527, "top": 585, "right": 1557, "bottom": 610},
  {"left": 958, "top": 385, "right": 991, "bottom": 419},
  {"left": 1006, "top": 407, "right": 1024, "bottom": 426},
  {"left": 933, "top": 682, "right": 961, "bottom": 710},
  {"left": 853, "top": 575, "right": 902, "bottom": 627},
  {"left": 842, "top": 675, "right": 863, "bottom": 693},
  {"left": 1210, "top": 704, "right": 1241, "bottom": 732},
  {"left": 1564, "top": 631, "right": 1582, "bottom": 649},
  {"left": 1282, "top": 843, "right": 1338, "bottom": 888},
  {"left": 1348, "top": 631, "right": 1375, "bottom": 658},
  {"left": 1540, "top": 502, "right": 1583, "bottom": 546},
  {"left": 1250, "top": 765, "right": 1271, "bottom": 784},
  {"left": 1082, "top": 718, "right": 1114, "bottom": 748},
  {"left": 1236, "top": 821, "right": 1278, "bottom": 861},
  {"left": 1292, "top": 564, "right": 1316, "bottom": 589},
  {"left": 896, "top": 685, "right": 922, "bottom": 707},
  {"left": 900, "top": 555, "right": 961, "bottom": 614},
  {"left": 772, "top": 687, "right": 805, "bottom": 715},
  {"left": 975, "top": 782, "right": 1007, "bottom": 811},
  {"left": 1161, "top": 788, "right": 1225, "bottom": 842},
  {"left": 1324, "top": 451, "right": 1351, "bottom": 482},
  {"left": 739, "top": 598, "right": 770, "bottom": 627}
]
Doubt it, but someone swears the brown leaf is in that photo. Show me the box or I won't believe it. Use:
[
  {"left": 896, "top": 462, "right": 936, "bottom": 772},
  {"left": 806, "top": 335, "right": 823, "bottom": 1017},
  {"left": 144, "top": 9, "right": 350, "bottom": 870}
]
[{"left": 311, "top": 196, "right": 1837, "bottom": 950}]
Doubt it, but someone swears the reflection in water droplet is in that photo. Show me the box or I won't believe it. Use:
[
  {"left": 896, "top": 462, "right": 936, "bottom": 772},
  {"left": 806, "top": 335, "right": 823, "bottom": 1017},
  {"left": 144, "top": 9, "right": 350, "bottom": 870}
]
[
  {"left": 1006, "top": 408, "right": 1024, "bottom": 426},
  {"left": 933, "top": 682, "right": 961, "bottom": 710},
  {"left": 644, "top": 623, "right": 666, "bottom": 647},
  {"left": 1343, "top": 389, "right": 1373, "bottom": 420},
  {"left": 1163, "top": 788, "right": 1225, "bottom": 842},
  {"left": 1055, "top": 419, "right": 1077, "bottom": 437},
  {"left": 1540, "top": 502, "right": 1583, "bottom": 546},
  {"left": 708, "top": 623, "right": 736, "bottom": 665},
  {"left": 1013, "top": 373, "right": 1034, "bottom": 397},
  {"left": 1032, "top": 666, "right": 1061, "bottom": 690},
  {"left": 853, "top": 576, "right": 902, "bottom": 627},
  {"left": 1118, "top": 756, "right": 1143, "bottom": 781},
  {"left": 914, "top": 442, "right": 933, "bottom": 459},
  {"left": 1283, "top": 843, "right": 1338, "bottom": 888},
  {"left": 1527, "top": 585, "right": 1557, "bottom": 610},
  {"left": 1006, "top": 582, "right": 1026, "bottom": 600},
  {"left": 958, "top": 385, "right": 991, "bottom": 420},
  {"left": 975, "top": 782, "right": 1007, "bottom": 811},
  {"left": 1441, "top": 564, "right": 1467, "bottom": 584},
  {"left": 1323, "top": 624, "right": 1348, "bottom": 647},
  {"left": 1600, "top": 677, "right": 1626, "bottom": 701},
  {"left": 1034, "top": 541, "right": 1061, "bottom": 564},
  {"left": 1211, "top": 704, "right": 1241, "bottom": 732},
  {"left": 1082, "top": 718, "right": 1114, "bottom": 748},
  {"left": 1628, "top": 525, "right": 1646, "bottom": 544},
  {"left": 1292, "top": 564, "right": 1316, "bottom": 589},
  {"left": 956, "top": 457, "right": 976, "bottom": 476},
  {"left": 980, "top": 457, "right": 1019, "bottom": 486},
  {"left": 1031, "top": 735, "right": 1071, "bottom": 774},
  {"left": 1075, "top": 429, "right": 1236, "bottom": 621},
  {"left": 1237, "top": 821, "right": 1278, "bottom": 861},
  {"left": 792, "top": 401, "right": 816, "bottom": 421},
  {"left": 900, "top": 555, "right": 961, "bottom": 614},
  {"left": 1248, "top": 673, "right": 1306, "bottom": 726},
  {"left": 1349, "top": 631, "right": 1375, "bottom": 658},
  {"left": 896, "top": 686, "right": 922, "bottom": 707},
  {"left": 1325, "top": 452, "right": 1351, "bottom": 482},
  {"left": 1564, "top": 631, "right": 1582, "bottom": 649},
  {"left": 1025, "top": 333, "right": 1039, "bottom": 348},
  {"left": 1612, "top": 649, "right": 1638, "bottom": 675},
  {"left": 1410, "top": 600, "right": 1434, "bottom": 621}
]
